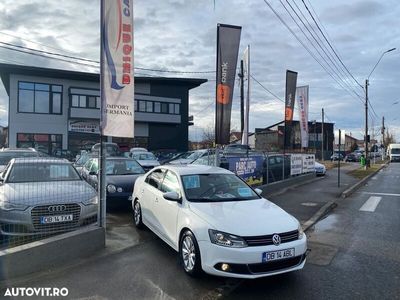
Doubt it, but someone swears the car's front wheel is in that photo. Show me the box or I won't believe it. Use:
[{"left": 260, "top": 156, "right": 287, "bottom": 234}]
[
  {"left": 132, "top": 200, "right": 144, "bottom": 229},
  {"left": 179, "top": 230, "right": 202, "bottom": 276}
]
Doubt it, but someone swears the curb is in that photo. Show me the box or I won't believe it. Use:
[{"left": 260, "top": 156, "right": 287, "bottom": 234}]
[
  {"left": 302, "top": 200, "right": 337, "bottom": 232},
  {"left": 340, "top": 163, "right": 388, "bottom": 198},
  {"left": 265, "top": 176, "right": 324, "bottom": 198}
]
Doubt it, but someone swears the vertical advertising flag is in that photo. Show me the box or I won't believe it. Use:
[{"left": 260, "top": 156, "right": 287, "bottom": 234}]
[
  {"left": 215, "top": 24, "right": 242, "bottom": 145},
  {"left": 241, "top": 45, "right": 250, "bottom": 146},
  {"left": 284, "top": 70, "right": 298, "bottom": 149},
  {"left": 101, "top": 0, "right": 134, "bottom": 138},
  {"left": 296, "top": 85, "right": 309, "bottom": 148}
]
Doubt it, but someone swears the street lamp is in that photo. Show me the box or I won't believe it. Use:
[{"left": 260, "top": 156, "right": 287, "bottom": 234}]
[{"left": 364, "top": 47, "right": 396, "bottom": 168}]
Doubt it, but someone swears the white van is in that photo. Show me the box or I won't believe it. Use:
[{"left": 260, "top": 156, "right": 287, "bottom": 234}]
[{"left": 387, "top": 144, "right": 400, "bottom": 162}]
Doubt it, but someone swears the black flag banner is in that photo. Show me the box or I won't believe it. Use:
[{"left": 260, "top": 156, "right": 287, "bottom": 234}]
[
  {"left": 284, "top": 70, "right": 298, "bottom": 149},
  {"left": 215, "top": 24, "right": 242, "bottom": 145}
]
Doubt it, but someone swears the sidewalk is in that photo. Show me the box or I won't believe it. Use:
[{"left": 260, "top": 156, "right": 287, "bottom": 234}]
[{"left": 264, "top": 163, "right": 361, "bottom": 228}]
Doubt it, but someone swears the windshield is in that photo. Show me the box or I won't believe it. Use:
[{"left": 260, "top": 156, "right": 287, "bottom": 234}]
[
  {"left": 391, "top": 149, "right": 400, "bottom": 154},
  {"left": 186, "top": 151, "right": 204, "bottom": 160},
  {"left": 7, "top": 162, "right": 81, "bottom": 183},
  {"left": 106, "top": 159, "right": 145, "bottom": 175},
  {"left": 181, "top": 173, "right": 260, "bottom": 202},
  {"left": 132, "top": 153, "right": 156, "bottom": 161},
  {"left": 0, "top": 152, "right": 39, "bottom": 165}
]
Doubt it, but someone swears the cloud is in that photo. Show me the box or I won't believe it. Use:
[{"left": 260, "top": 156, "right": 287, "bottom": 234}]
[{"left": 0, "top": 0, "right": 399, "bottom": 142}]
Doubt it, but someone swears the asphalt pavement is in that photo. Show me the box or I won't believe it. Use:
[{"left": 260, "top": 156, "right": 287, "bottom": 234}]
[{"left": 1, "top": 162, "right": 399, "bottom": 300}]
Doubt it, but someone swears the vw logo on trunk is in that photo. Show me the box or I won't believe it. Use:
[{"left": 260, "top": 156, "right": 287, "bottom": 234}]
[
  {"left": 272, "top": 234, "right": 281, "bottom": 246},
  {"left": 48, "top": 205, "right": 66, "bottom": 212}
]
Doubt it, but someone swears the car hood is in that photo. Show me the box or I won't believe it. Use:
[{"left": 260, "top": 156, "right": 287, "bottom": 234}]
[
  {"left": 137, "top": 160, "right": 160, "bottom": 167},
  {"left": 107, "top": 174, "right": 142, "bottom": 192},
  {"left": 0, "top": 181, "right": 96, "bottom": 206},
  {"left": 188, "top": 198, "right": 299, "bottom": 236}
]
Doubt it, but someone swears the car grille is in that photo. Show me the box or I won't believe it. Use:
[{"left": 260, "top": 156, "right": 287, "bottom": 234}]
[
  {"left": 243, "top": 230, "right": 299, "bottom": 247},
  {"left": 31, "top": 203, "right": 81, "bottom": 231},
  {"left": 248, "top": 255, "right": 305, "bottom": 274}
]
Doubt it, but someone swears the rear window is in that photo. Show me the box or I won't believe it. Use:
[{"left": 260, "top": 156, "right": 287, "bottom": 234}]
[{"left": 0, "top": 151, "right": 39, "bottom": 165}]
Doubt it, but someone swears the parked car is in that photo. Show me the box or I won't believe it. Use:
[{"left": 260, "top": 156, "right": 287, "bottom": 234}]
[
  {"left": 330, "top": 153, "right": 344, "bottom": 161},
  {"left": 263, "top": 154, "right": 291, "bottom": 183},
  {"left": 81, "top": 157, "right": 145, "bottom": 207},
  {"left": 0, "top": 148, "right": 40, "bottom": 172},
  {"left": 0, "top": 158, "right": 98, "bottom": 240},
  {"left": 344, "top": 153, "right": 359, "bottom": 162},
  {"left": 73, "top": 152, "right": 97, "bottom": 175},
  {"left": 130, "top": 151, "right": 160, "bottom": 171},
  {"left": 132, "top": 165, "right": 307, "bottom": 278},
  {"left": 223, "top": 144, "right": 251, "bottom": 154},
  {"left": 129, "top": 147, "right": 148, "bottom": 153},
  {"left": 168, "top": 149, "right": 213, "bottom": 165},
  {"left": 314, "top": 161, "right": 326, "bottom": 176},
  {"left": 91, "top": 142, "right": 121, "bottom": 156}
]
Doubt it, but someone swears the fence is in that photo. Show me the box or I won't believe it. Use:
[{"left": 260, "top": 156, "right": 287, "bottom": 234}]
[{"left": 0, "top": 156, "right": 99, "bottom": 250}]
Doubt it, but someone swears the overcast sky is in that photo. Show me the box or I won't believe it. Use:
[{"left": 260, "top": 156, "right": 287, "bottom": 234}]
[{"left": 0, "top": 0, "right": 398, "bottom": 142}]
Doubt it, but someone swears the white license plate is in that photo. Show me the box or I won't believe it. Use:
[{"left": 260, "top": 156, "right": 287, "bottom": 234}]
[
  {"left": 262, "top": 248, "right": 295, "bottom": 262},
  {"left": 40, "top": 214, "right": 73, "bottom": 224}
]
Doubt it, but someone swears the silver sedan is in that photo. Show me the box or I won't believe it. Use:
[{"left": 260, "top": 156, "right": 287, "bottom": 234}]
[{"left": 0, "top": 157, "right": 98, "bottom": 238}]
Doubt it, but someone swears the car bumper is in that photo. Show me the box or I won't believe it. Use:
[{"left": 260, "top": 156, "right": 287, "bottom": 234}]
[
  {"left": 198, "top": 234, "right": 308, "bottom": 279},
  {"left": 315, "top": 169, "right": 326, "bottom": 175},
  {"left": 0, "top": 203, "right": 98, "bottom": 236}
]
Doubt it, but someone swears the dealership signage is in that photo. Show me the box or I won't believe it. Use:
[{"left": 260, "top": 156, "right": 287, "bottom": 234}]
[
  {"left": 290, "top": 154, "right": 315, "bottom": 175},
  {"left": 68, "top": 121, "right": 100, "bottom": 134},
  {"left": 101, "top": 0, "right": 135, "bottom": 138},
  {"left": 228, "top": 155, "right": 263, "bottom": 186},
  {"left": 215, "top": 24, "right": 242, "bottom": 145}
]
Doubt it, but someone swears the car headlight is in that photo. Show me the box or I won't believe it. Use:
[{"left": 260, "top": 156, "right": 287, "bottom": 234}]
[
  {"left": 298, "top": 224, "right": 304, "bottom": 239},
  {"left": 83, "top": 196, "right": 98, "bottom": 206},
  {"left": 208, "top": 229, "right": 247, "bottom": 248},
  {"left": 107, "top": 184, "right": 116, "bottom": 193},
  {"left": 0, "top": 201, "right": 29, "bottom": 211}
]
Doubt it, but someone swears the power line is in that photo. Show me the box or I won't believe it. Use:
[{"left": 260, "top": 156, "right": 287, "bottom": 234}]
[
  {"left": 262, "top": 0, "right": 365, "bottom": 107},
  {"left": 301, "top": 0, "right": 363, "bottom": 90},
  {"left": 279, "top": 0, "right": 365, "bottom": 106},
  {"left": 250, "top": 74, "right": 285, "bottom": 103}
]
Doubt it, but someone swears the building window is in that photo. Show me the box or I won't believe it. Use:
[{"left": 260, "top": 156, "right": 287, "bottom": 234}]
[
  {"left": 138, "top": 100, "right": 146, "bottom": 112},
  {"left": 71, "top": 94, "right": 100, "bottom": 109},
  {"left": 18, "top": 81, "right": 63, "bottom": 114},
  {"left": 161, "top": 103, "right": 168, "bottom": 113},
  {"left": 17, "top": 133, "right": 62, "bottom": 155},
  {"left": 174, "top": 104, "right": 180, "bottom": 114},
  {"left": 154, "top": 102, "right": 161, "bottom": 113},
  {"left": 146, "top": 101, "right": 153, "bottom": 112}
]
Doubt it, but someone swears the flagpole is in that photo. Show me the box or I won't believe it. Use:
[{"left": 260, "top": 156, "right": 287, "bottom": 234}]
[{"left": 99, "top": 0, "right": 106, "bottom": 228}]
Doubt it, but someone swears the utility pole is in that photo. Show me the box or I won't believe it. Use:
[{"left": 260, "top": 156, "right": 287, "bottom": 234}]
[
  {"left": 381, "top": 116, "right": 385, "bottom": 159},
  {"left": 365, "top": 79, "right": 369, "bottom": 169},
  {"left": 321, "top": 108, "right": 324, "bottom": 161},
  {"left": 239, "top": 60, "right": 244, "bottom": 138}
]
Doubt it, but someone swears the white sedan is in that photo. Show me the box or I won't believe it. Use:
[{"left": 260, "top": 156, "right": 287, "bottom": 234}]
[{"left": 132, "top": 165, "right": 308, "bottom": 279}]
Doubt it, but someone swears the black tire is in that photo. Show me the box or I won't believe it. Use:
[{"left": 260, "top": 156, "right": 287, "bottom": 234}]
[
  {"left": 132, "top": 200, "right": 144, "bottom": 229},
  {"left": 179, "top": 230, "right": 202, "bottom": 277}
]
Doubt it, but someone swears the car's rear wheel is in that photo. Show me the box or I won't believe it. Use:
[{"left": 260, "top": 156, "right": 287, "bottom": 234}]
[
  {"left": 179, "top": 230, "right": 202, "bottom": 276},
  {"left": 133, "top": 200, "right": 144, "bottom": 229}
]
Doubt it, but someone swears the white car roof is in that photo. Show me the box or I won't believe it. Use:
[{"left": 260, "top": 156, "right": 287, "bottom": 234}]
[{"left": 154, "top": 164, "right": 233, "bottom": 176}]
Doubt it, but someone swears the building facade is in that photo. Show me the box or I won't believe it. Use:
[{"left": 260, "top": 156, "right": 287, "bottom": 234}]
[{"left": 0, "top": 64, "right": 206, "bottom": 155}]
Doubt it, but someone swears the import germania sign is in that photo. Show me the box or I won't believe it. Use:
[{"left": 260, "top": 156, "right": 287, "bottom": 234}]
[{"left": 101, "top": 0, "right": 134, "bottom": 138}]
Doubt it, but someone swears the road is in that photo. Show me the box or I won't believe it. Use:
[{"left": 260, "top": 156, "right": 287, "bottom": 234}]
[{"left": 2, "top": 163, "right": 399, "bottom": 299}]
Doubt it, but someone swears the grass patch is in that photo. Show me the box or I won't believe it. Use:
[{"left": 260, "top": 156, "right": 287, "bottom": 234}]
[
  {"left": 347, "top": 164, "right": 382, "bottom": 179},
  {"left": 318, "top": 161, "right": 350, "bottom": 170}
]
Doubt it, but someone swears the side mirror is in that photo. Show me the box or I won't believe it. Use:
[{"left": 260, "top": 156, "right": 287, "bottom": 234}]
[
  {"left": 163, "top": 191, "right": 181, "bottom": 202},
  {"left": 254, "top": 188, "right": 263, "bottom": 195}
]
